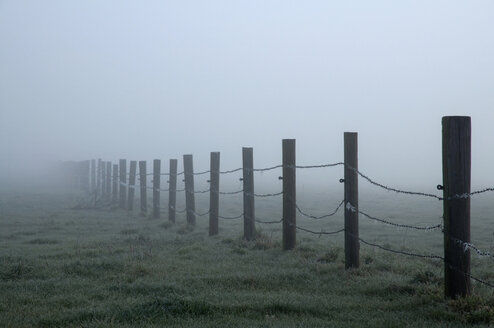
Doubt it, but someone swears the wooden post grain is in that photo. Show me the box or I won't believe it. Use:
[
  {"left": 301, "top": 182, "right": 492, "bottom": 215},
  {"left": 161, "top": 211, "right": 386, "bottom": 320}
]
[
  {"left": 153, "top": 159, "right": 161, "bottom": 218},
  {"left": 344, "top": 132, "right": 359, "bottom": 269},
  {"left": 127, "top": 161, "right": 137, "bottom": 211},
  {"left": 139, "top": 161, "right": 147, "bottom": 213},
  {"left": 183, "top": 155, "right": 196, "bottom": 227},
  {"left": 283, "top": 139, "right": 296, "bottom": 250},
  {"left": 442, "top": 116, "right": 471, "bottom": 298},
  {"left": 242, "top": 147, "right": 255, "bottom": 240},
  {"left": 112, "top": 164, "right": 118, "bottom": 203},
  {"left": 209, "top": 152, "right": 220, "bottom": 236},
  {"left": 168, "top": 159, "right": 178, "bottom": 223},
  {"left": 119, "top": 159, "right": 127, "bottom": 209}
]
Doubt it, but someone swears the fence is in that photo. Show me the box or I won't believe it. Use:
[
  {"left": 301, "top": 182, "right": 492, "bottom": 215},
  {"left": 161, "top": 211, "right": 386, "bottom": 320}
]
[{"left": 63, "top": 116, "right": 494, "bottom": 299}]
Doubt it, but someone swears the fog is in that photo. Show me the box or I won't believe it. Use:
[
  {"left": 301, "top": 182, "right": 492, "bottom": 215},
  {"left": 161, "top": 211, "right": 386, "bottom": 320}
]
[{"left": 1, "top": 1, "right": 493, "bottom": 190}]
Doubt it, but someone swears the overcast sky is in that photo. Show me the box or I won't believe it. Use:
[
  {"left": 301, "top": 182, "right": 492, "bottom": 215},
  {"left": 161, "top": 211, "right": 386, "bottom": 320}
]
[{"left": 1, "top": 1, "right": 493, "bottom": 188}]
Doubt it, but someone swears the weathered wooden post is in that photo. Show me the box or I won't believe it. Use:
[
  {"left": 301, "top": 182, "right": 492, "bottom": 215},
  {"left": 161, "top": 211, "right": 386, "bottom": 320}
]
[
  {"left": 153, "top": 159, "right": 161, "bottom": 218},
  {"left": 168, "top": 159, "right": 178, "bottom": 223},
  {"left": 442, "top": 116, "right": 471, "bottom": 298},
  {"left": 106, "top": 162, "right": 112, "bottom": 197},
  {"left": 119, "top": 159, "right": 127, "bottom": 209},
  {"left": 209, "top": 152, "right": 220, "bottom": 236},
  {"left": 283, "top": 139, "right": 296, "bottom": 250},
  {"left": 112, "top": 164, "right": 118, "bottom": 204},
  {"left": 344, "top": 132, "right": 359, "bottom": 269},
  {"left": 127, "top": 161, "right": 137, "bottom": 211},
  {"left": 139, "top": 161, "right": 147, "bottom": 213},
  {"left": 91, "top": 159, "right": 96, "bottom": 193},
  {"left": 242, "top": 147, "right": 255, "bottom": 240},
  {"left": 183, "top": 155, "right": 196, "bottom": 226}
]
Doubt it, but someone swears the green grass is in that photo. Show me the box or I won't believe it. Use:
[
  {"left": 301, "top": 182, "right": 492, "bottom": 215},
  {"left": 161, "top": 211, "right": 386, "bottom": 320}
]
[{"left": 0, "top": 189, "right": 494, "bottom": 327}]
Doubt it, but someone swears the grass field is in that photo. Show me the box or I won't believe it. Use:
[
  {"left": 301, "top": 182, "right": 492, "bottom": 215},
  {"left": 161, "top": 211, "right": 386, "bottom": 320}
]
[{"left": 1, "top": 187, "right": 494, "bottom": 327}]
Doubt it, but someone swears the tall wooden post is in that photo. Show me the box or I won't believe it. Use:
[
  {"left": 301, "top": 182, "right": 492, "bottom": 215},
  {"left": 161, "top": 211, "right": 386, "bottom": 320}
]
[
  {"left": 209, "top": 152, "right": 220, "bottom": 236},
  {"left": 106, "top": 162, "right": 112, "bottom": 197},
  {"left": 242, "top": 147, "right": 255, "bottom": 240},
  {"left": 119, "top": 159, "right": 127, "bottom": 209},
  {"left": 283, "top": 139, "right": 296, "bottom": 250},
  {"left": 168, "top": 159, "right": 178, "bottom": 223},
  {"left": 153, "top": 159, "right": 161, "bottom": 218},
  {"left": 91, "top": 159, "right": 96, "bottom": 193},
  {"left": 127, "top": 161, "right": 137, "bottom": 211},
  {"left": 183, "top": 155, "right": 196, "bottom": 226},
  {"left": 112, "top": 164, "right": 118, "bottom": 204},
  {"left": 442, "top": 116, "right": 471, "bottom": 298},
  {"left": 344, "top": 132, "right": 359, "bottom": 269},
  {"left": 139, "top": 161, "right": 147, "bottom": 213}
]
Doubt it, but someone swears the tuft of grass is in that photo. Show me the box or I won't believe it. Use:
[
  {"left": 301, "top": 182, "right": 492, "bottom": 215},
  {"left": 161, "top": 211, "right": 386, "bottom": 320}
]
[
  {"left": 120, "top": 229, "right": 138, "bottom": 235},
  {"left": 0, "top": 262, "right": 34, "bottom": 281},
  {"left": 449, "top": 295, "right": 494, "bottom": 324},
  {"left": 316, "top": 248, "right": 341, "bottom": 263}
]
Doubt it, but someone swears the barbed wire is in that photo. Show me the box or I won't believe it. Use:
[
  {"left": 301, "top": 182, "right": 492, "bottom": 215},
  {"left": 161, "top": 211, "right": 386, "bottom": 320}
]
[
  {"left": 449, "top": 236, "right": 494, "bottom": 261},
  {"left": 219, "top": 189, "right": 244, "bottom": 195},
  {"left": 293, "top": 162, "right": 344, "bottom": 169},
  {"left": 244, "top": 191, "right": 284, "bottom": 198},
  {"left": 187, "top": 188, "right": 210, "bottom": 194},
  {"left": 345, "top": 202, "right": 443, "bottom": 231},
  {"left": 447, "top": 188, "right": 494, "bottom": 200},
  {"left": 253, "top": 164, "right": 284, "bottom": 172},
  {"left": 219, "top": 168, "right": 243, "bottom": 175},
  {"left": 255, "top": 218, "right": 283, "bottom": 224},
  {"left": 189, "top": 209, "right": 210, "bottom": 217},
  {"left": 296, "top": 200, "right": 344, "bottom": 220},
  {"left": 218, "top": 213, "right": 244, "bottom": 220},
  {"left": 348, "top": 166, "right": 443, "bottom": 200},
  {"left": 295, "top": 225, "right": 345, "bottom": 236}
]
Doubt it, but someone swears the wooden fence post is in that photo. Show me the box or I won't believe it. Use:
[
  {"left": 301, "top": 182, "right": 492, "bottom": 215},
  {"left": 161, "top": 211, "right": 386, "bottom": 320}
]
[
  {"left": 153, "top": 159, "right": 161, "bottom": 218},
  {"left": 112, "top": 164, "right": 118, "bottom": 204},
  {"left": 209, "top": 152, "right": 220, "bottom": 236},
  {"left": 442, "top": 116, "right": 471, "bottom": 298},
  {"left": 283, "top": 139, "right": 296, "bottom": 250},
  {"left": 127, "top": 161, "right": 137, "bottom": 211},
  {"left": 139, "top": 161, "right": 147, "bottom": 214},
  {"left": 183, "top": 155, "right": 196, "bottom": 227},
  {"left": 106, "top": 162, "right": 112, "bottom": 197},
  {"left": 168, "top": 159, "right": 178, "bottom": 223},
  {"left": 242, "top": 147, "right": 255, "bottom": 240},
  {"left": 344, "top": 132, "right": 359, "bottom": 269},
  {"left": 119, "top": 159, "right": 127, "bottom": 209}
]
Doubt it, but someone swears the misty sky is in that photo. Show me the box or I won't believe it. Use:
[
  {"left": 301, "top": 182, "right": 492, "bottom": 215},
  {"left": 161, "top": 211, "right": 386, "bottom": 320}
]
[{"left": 1, "top": 1, "right": 493, "bottom": 188}]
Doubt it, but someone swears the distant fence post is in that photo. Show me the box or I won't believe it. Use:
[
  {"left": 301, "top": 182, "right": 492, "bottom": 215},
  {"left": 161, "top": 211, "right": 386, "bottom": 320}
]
[
  {"left": 442, "top": 116, "right": 471, "bottom": 298},
  {"left": 139, "top": 161, "right": 147, "bottom": 214},
  {"left": 106, "top": 162, "right": 112, "bottom": 198},
  {"left": 101, "top": 161, "right": 107, "bottom": 199},
  {"left": 168, "top": 159, "right": 178, "bottom": 223},
  {"left": 91, "top": 159, "right": 96, "bottom": 193},
  {"left": 82, "top": 160, "right": 90, "bottom": 193},
  {"left": 153, "top": 159, "right": 161, "bottom": 218},
  {"left": 183, "top": 155, "right": 196, "bottom": 227},
  {"left": 283, "top": 139, "right": 296, "bottom": 250},
  {"left": 119, "top": 159, "right": 127, "bottom": 209},
  {"left": 209, "top": 152, "right": 220, "bottom": 236},
  {"left": 97, "top": 158, "right": 102, "bottom": 200},
  {"left": 127, "top": 161, "right": 137, "bottom": 211},
  {"left": 112, "top": 164, "right": 118, "bottom": 204},
  {"left": 344, "top": 132, "right": 359, "bottom": 269},
  {"left": 242, "top": 147, "right": 255, "bottom": 240}
]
